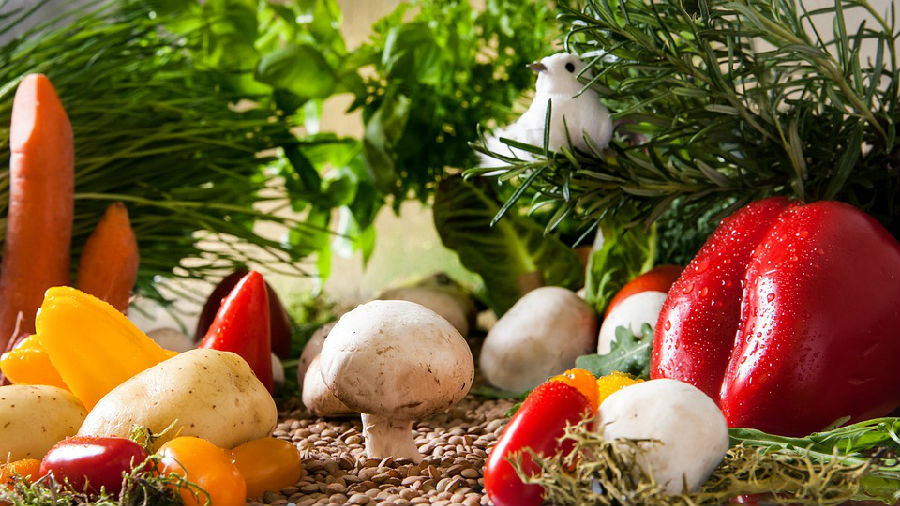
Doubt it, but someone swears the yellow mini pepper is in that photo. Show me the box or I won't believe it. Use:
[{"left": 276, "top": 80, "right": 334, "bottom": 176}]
[
  {"left": 35, "top": 286, "right": 173, "bottom": 409},
  {"left": 0, "top": 335, "right": 68, "bottom": 390}
]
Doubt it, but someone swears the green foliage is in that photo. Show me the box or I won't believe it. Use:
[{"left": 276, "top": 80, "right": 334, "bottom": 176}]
[
  {"left": 584, "top": 220, "right": 655, "bottom": 314},
  {"left": 575, "top": 323, "right": 653, "bottom": 379},
  {"left": 474, "top": 0, "right": 900, "bottom": 262},
  {"left": 433, "top": 177, "right": 584, "bottom": 315},
  {"left": 352, "top": 0, "right": 556, "bottom": 204},
  {"left": 0, "top": 1, "right": 332, "bottom": 301}
]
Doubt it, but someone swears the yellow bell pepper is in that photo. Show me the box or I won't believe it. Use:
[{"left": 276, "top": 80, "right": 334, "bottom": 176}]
[
  {"left": 595, "top": 371, "right": 643, "bottom": 405},
  {"left": 36, "top": 286, "right": 172, "bottom": 409},
  {"left": 0, "top": 335, "right": 68, "bottom": 390}
]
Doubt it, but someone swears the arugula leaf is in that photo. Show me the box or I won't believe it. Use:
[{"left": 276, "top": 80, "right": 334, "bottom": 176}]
[
  {"left": 584, "top": 221, "right": 656, "bottom": 314},
  {"left": 575, "top": 323, "right": 653, "bottom": 379},
  {"left": 433, "top": 177, "right": 584, "bottom": 315}
]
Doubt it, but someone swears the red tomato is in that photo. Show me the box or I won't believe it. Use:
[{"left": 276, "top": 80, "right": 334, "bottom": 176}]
[
  {"left": 484, "top": 381, "right": 592, "bottom": 506},
  {"left": 158, "top": 437, "right": 246, "bottom": 506},
  {"left": 605, "top": 264, "right": 682, "bottom": 317},
  {"left": 231, "top": 438, "right": 302, "bottom": 498},
  {"left": 39, "top": 437, "right": 150, "bottom": 495}
]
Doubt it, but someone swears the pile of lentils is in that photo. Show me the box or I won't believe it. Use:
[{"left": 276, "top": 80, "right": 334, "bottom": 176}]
[{"left": 257, "top": 396, "right": 516, "bottom": 506}]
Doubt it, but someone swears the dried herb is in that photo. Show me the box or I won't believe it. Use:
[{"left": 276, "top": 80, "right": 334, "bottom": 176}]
[{"left": 515, "top": 418, "right": 900, "bottom": 505}]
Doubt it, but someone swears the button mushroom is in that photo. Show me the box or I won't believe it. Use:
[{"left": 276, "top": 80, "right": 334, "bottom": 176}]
[
  {"left": 302, "top": 355, "right": 352, "bottom": 416},
  {"left": 597, "top": 379, "right": 729, "bottom": 493},
  {"left": 319, "top": 300, "right": 474, "bottom": 462},
  {"left": 479, "top": 286, "right": 597, "bottom": 393}
]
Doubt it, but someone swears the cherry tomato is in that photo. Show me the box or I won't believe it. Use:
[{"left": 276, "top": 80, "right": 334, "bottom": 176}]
[
  {"left": 39, "top": 437, "right": 150, "bottom": 495},
  {"left": 484, "top": 381, "right": 592, "bottom": 506},
  {"left": 231, "top": 438, "right": 301, "bottom": 498},
  {"left": 40, "top": 436, "right": 150, "bottom": 494},
  {"left": 604, "top": 264, "right": 682, "bottom": 317},
  {"left": 158, "top": 437, "right": 246, "bottom": 506},
  {"left": 0, "top": 459, "right": 41, "bottom": 486},
  {"left": 549, "top": 368, "right": 599, "bottom": 411}
]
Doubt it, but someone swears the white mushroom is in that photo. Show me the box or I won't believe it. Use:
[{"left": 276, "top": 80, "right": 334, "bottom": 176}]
[
  {"left": 378, "top": 287, "right": 471, "bottom": 337},
  {"left": 319, "top": 300, "right": 474, "bottom": 462},
  {"left": 297, "top": 323, "right": 334, "bottom": 383},
  {"left": 302, "top": 355, "right": 353, "bottom": 416},
  {"left": 479, "top": 286, "right": 597, "bottom": 393},
  {"left": 597, "top": 379, "right": 728, "bottom": 493},
  {"left": 597, "top": 291, "right": 668, "bottom": 354}
]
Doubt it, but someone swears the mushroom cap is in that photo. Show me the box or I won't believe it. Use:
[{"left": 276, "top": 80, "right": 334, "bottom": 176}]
[
  {"left": 596, "top": 291, "right": 667, "bottom": 354},
  {"left": 480, "top": 286, "right": 597, "bottom": 393},
  {"left": 378, "top": 287, "right": 470, "bottom": 337},
  {"left": 598, "top": 379, "right": 729, "bottom": 493},
  {"left": 319, "top": 300, "right": 474, "bottom": 420},
  {"left": 298, "top": 322, "right": 334, "bottom": 384},
  {"left": 302, "top": 355, "right": 354, "bottom": 416}
]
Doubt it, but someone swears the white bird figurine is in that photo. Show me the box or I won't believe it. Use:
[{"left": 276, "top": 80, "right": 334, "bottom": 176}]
[{"left": 480, "top": 53, "right": 612, "bottom": 167}]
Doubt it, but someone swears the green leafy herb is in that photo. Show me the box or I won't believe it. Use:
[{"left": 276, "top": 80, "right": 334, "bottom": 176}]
[
  {"left": 433, "top": 177, "right": 584, "bottom": 315},
  {"left": 351, "top": 0, "right": 557, "bottom": 204},
  {"left": 575, "top": 323, "right": 652, "bottom": 379},
  {"left": 729, "top": 417, "right": 900, "bottom": 468}
]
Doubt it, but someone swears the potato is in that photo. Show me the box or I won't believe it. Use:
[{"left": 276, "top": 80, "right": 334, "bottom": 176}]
[
  {"left": 78, "top": 349, "right": 277, "bottom": 450},
  {"left": 0, "top": 385, "right": 86, "bottom": 461}
]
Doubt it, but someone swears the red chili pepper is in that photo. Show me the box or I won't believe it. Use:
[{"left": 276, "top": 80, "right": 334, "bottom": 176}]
[
  {"left": 195, "top": 268, "right": 294, "bottom": 358},
  {"left": 39, "top": 436, "right": 150, "bottom": 495},
  {"left": 653, "top": 199, "right": 900, "bottom": 436},
  {"left": 199, "top": 271, "right": 274, "bottom": 393},
  {"left": 484, "top": 381, "right": 592, "bottom": 506}
]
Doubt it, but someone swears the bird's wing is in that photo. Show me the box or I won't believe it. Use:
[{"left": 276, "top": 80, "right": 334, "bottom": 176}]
[
  {"left": 477, "top": 125, "right": 536, "bottom": 168},
  {"left": 551, "top": 94, "right": 613, "bottom": 153}
]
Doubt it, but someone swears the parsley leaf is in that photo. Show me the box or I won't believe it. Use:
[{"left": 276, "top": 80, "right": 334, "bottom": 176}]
[{"left": 575, "top": 323, "right": 653, "bottom": 379}]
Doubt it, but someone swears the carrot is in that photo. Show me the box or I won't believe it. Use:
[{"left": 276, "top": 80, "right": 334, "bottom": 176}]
[
  {"left": 0, "top": 74, "right": 74, "bottom": 348},
  {"left": 76, "top": 202, "right": 139, "bottom": 313}
]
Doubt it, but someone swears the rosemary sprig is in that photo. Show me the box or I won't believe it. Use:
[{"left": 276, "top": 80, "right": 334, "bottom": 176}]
[{"left": 473, "top": 0, "right": 899, "bottom": 260}]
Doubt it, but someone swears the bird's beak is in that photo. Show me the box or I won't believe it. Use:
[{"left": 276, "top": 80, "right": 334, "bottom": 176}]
[{"left": 527, "top": 62, "right": 547, "bottom": 73}]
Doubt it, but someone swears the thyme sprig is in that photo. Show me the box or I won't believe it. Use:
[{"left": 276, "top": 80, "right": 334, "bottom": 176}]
[{"left": 515, "top": 418, "right": 900, "bottom": 506}]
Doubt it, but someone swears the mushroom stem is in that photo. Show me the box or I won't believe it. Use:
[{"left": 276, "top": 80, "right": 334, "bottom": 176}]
[{"left": 360, "top": 413, "right": 420, "bottom": 462}]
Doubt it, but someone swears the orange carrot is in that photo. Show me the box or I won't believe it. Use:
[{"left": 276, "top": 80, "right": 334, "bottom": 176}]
[
  {"left": 76, "top": 202, "right": 139, "bottom": 313},
  {"left": 0, "top": 74, "right": 74, "bottom": 348}
]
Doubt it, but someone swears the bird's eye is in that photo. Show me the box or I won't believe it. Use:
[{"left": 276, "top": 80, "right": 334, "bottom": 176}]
[{"left": 565, "top": 62, "right": 576, "bottom": 73}]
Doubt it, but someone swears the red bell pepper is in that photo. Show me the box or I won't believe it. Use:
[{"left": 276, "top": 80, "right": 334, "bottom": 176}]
[
  {"left": 653, "top": 199, "right": 900, "bottom": 436},
  {"left": 199, "top": 271, "right": 274, "bottom": 393},
  {"left": 484, "top": 381, "right": 592, "bottom": 506},
  {"left": 195, "top": 268, "right": 294, "bottom": 358}
]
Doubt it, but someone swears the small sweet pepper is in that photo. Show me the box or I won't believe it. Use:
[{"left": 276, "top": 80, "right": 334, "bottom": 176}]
[
  {"left": 484, "top": 380, "right": 591, "bottom": 506},
  {"left": 653, "top": 199, "right": 900, "bottom": 436},
  {"left": 199, "top": 271, "right": 273, "bottom": 393},
  {"left": 35, "top": 286, "right": 172, "bottom": 409},
  {"left": 0, "top": 335, "right": 67, "bottom": 390}
]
